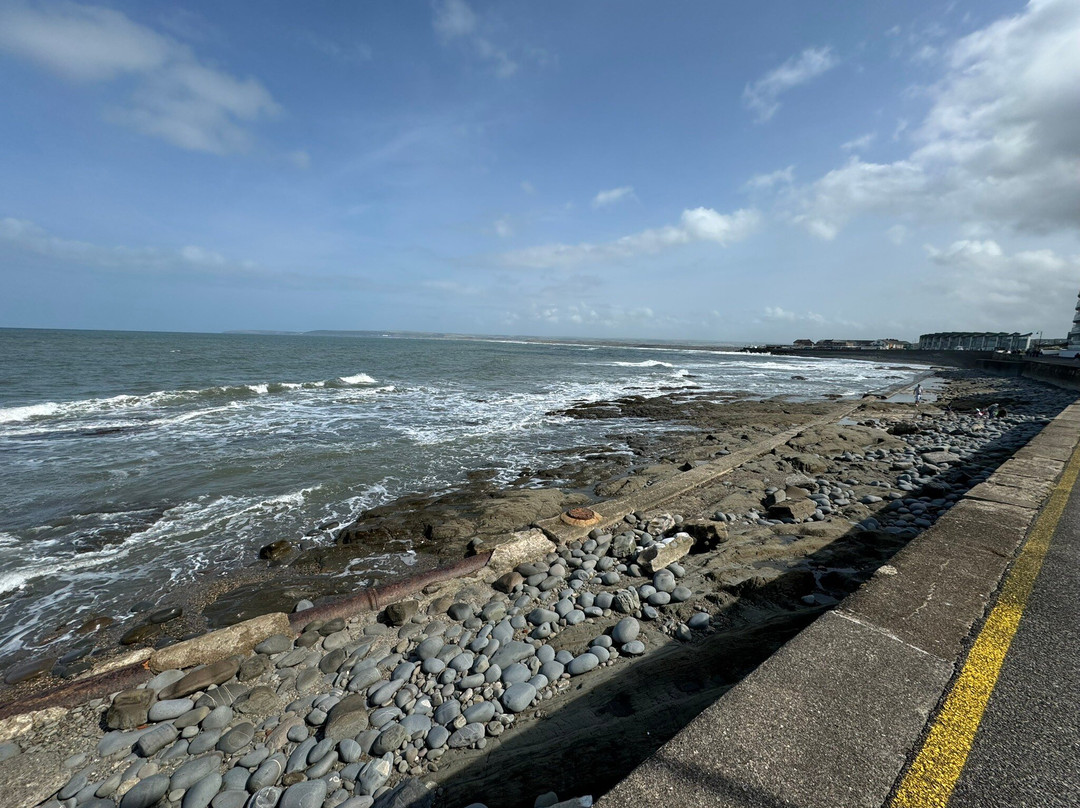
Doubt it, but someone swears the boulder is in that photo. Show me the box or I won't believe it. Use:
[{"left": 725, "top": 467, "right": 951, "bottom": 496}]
[
  {"left": 159, "top": 657, "right": 240, "bottom": 699},
  {"left": 383, "top": 600, "right": 418, "bottom": 627},
  {"left": 106, "top": 688, "right": 155, "bottom": 730},
  {"left": 259, "top": 540, "right": 293, "bottom": 561},
  {"left": 767, "top": 499, "right": 817, "bottom": 521},
  {"left": 150, "top": 612, "right": 290, "bottom": 673},
  {"left": 636, "top": 533, "right": 693, "bottom": 574}
]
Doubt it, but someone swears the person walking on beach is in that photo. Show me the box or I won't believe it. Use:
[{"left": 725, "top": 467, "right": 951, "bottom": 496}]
[{"left": 914, "top": 383, "right": 923, "bottom": 406}]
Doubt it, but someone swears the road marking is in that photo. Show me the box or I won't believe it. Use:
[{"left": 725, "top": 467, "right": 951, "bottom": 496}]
[{"left": 891, "top": 441, "right": 1080, "bottom": 808}]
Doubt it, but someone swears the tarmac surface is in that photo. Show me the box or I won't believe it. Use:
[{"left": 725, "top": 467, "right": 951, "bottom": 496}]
[{"left": 930, "top": 453, "right": 1080, "bottom": 807}]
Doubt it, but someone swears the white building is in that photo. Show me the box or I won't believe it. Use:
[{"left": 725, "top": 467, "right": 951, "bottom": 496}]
[
  {"left": 918, "top": 331, "right": 1035, "bottom": 351},
  {"left": 1069, "top": 291, "right": 1080, "bottom": 351}
]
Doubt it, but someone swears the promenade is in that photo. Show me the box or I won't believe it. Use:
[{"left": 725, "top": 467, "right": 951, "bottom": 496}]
[{"left": 600, "top": 400, "right": 1080, "bottom": 808}]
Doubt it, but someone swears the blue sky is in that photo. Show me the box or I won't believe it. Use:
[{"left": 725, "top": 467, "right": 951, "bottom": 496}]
[{"left": 1, "top": 0, "right": 1078, "bottom": 341}]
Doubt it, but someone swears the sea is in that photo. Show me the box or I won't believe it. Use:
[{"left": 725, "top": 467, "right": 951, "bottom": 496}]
[{"left": 0, "top": 328, "right": 923, "bottom": 660}]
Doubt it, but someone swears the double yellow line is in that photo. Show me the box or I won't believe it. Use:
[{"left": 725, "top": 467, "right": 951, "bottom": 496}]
[{"left": 891, "top": 441, "right": 1080, "bottom": 808}]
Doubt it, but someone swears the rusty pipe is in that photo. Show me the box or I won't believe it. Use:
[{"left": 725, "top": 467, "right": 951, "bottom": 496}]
[
  {"left": 1, "top": 552, "right": 493, "bottom": 722},
  {"left": 0, "top": 660, "right": 152, "bottom": 721},
  {"left": 289, "top": 551, "right": 493, "bottom": 632}
]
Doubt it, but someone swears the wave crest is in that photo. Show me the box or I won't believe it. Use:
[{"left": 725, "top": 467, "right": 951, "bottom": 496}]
[{"left": 0, "top": 371, "right": 379, "bottom": 424}]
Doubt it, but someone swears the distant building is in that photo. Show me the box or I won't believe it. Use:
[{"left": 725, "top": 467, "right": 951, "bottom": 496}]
[
  {"left": 1069, "top": 290, "right": 1080, "bottom": 351},
  {"left": 918, "top": 331, "right": 1035, "bottom": 351},
  {"left": 793, "top": 339, "right": 815, "bottom": 347},
  {"left": 872, "top": 338, "right": 909, "bottom": 350}
]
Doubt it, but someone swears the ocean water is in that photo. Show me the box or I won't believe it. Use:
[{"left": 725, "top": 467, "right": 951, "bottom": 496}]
[{"left": 0, "top": 329, "right": 921, "bottom": 658}]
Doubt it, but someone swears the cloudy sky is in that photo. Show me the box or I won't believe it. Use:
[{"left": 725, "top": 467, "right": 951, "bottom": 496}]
[{"left": 1, "top": 0, "right": 1078, "bottom": 341}]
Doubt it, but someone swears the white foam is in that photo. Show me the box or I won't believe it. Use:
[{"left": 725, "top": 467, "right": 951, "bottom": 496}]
[
  {"left": 0, "top": 402, "right": 62, "bottom": 423},
  {"left": 608, "top": 360, "right": 674, "bottom": 368},
  {"left": 339, "top": 373, "right": 376, "bottom": 385}
]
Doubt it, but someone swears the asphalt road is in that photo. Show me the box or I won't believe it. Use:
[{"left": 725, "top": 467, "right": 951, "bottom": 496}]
[{"left": 948, "top": 471, "right": 1080, "bottom": 807}]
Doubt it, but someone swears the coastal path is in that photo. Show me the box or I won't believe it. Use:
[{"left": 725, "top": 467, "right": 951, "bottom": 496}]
[{"left": 890, "top": 417, "right": 1080, "bottom": 808}]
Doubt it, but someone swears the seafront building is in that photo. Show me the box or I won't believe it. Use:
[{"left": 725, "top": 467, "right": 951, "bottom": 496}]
[
  {"left": 1068, "top": 290, "right": 1080, "bottom": 351},
  {"left": 917, "top": 331, "right": 1035, "bottom": 351}
]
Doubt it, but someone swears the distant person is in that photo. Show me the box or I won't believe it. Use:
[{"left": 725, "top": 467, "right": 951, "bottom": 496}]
[{"left": 914, "top": 383, "right": 923, "bottom": 405}]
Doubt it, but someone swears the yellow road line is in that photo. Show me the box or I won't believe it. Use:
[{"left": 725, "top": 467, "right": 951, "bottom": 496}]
[{"left": 891, "top": 441, "right": 1080, "bottom": 808}]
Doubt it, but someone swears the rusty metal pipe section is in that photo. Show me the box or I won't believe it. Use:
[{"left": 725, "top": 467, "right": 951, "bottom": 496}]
[
  {"left": 288, "top": 551, "right": 493, "bottom": 632},
  {"left": 1, "top": 553, "right": 493, "bottom": 723},
  {"left": 0, "top": 661, "right": 152, "bottom": 722}
]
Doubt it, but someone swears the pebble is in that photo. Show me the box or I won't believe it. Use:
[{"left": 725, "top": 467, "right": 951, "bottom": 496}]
[
  {"left": 188, "top": 727, "right": 224, "bottom": 755},
  {"left": 687, "top": 612, "right": 711, "bottom": 630},
  {"left": 280, "top": 779, "right": 328, "bottom": 808},
  {"left": 357, "top": 759, "right": 391, "bottom": 795},
  {"left": 248, "top": 755, "right": 286, "bottom": 791},
  {"left": 136, "top": 724, "right": 178, "bottom": 757},
  {"left": 203, "top": 706, "right": 234, "bottom": 730},
  {"left": 501, "top": 683, "right": 536, "bottom": 713},
  {"left": 181, "top": 773, "right": 222, "bottom": 808},
  {"left": 463, "top": 701, "right": 496, "bottom": 724},
  {"left": 119, "top": 774, "right": 170, "bottom": 808},
  {"left": 567, "top": 653, "right": 600, "bottom": 676},
  {"left": 170, "top": 755, "right": 222, "bottom": 790},
  {"left": 426, "top": 725, "right": 450, "bottom": 749},
  {"left": 217, "top": 722, "right": 255, "bottom": 754},
  {"left": 371, "top": 723, "right": 409, "bottom": 755},
  {"left": 611, "top": 618, "right": 640, "bottom": 645},
  {"left": 448, "top": 722, "right": 485, "bottom": 748}
]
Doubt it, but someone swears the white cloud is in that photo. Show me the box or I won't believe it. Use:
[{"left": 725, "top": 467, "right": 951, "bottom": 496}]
[
  {"left": 501, "top": 207, "right": 760, "bottom": 269},
  {"left": 493, "top": 217, "right": 513, "bottom": 238},
  {"left": 840, "top": 133, "right": 876, "bottom": 152},
  {"left": 0, "top": 2, "right": 279, "bottom": 154},
  {"left": 925, "top": 238, "right": 1080, "bottom": 329},
  {"left": 433, "top": 0, "right": 477, "bottom": 40},
  {"left": 744, "top": 166, "right": 795, "bottom": 190},
  {"left": 797, "top": 0, "right": 1080, "bottom": 240},
  {"left": 591, "top": 186, "right": 635, "bottom": 208},
  {"left": 0, "top": 217, "right": 253, "bottom": 274},
  {"left": 0, "top": 3, "right": 170, "bottom": 80},
  {"left": 433, "top": 0, "right": 517, "bottom": 78},
  {"left": 520, "top": 302, "right": 656, "bottom": 329},
  {"left": 887, "top": 224, "right": 908, "bottom": 245},
  {"left": 743, "top": 46, "right": 839, "bottom": 122},
  {"left": 762, "top": 306, "right": 826, "bottom": 324}
]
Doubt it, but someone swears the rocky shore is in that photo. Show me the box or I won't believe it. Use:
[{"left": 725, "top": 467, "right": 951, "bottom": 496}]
[{"left": 1, "top": 369, "right": 1074, "bottom": 808}]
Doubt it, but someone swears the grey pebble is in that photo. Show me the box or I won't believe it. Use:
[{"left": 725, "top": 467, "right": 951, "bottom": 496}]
[
  {"left": 687, "top": 612, "right": 711, "bottom": 630},
  {"left": 611, "top": 618, "right": 639, "bottom": 645},
  {"left": 247, "top": 787, "right": 283, "bottom": 808},
  {"left": 248, "top": 754, "right": 285, "bottom": 791},
  {"left": 448, "top": 722, "right": 485, "bottom": 748},
  {"left": 501, "top": 682, "right": 536, "bottom": 713},
  {"left": 136, "top": 724, "right": 178, "bottom": 757},
  {"left": 120, "top": 774, "right": 170, "bottom": 808},
  {"left": 217, "top": 722, "right": 255, "bottom": 754},
  {"left": 170, "top": 754, "right": 222, "bottom": 790},
  {"left": 425, "top": 725, "right": 450, "bottom": 749},
  {"left": 567, "top": 653, "right": 600, "bottom": 676},
  {"left": 181, "top": 773, "right": 222, "bottom": 808},
  {"left": 203, "top": 706, "right": 234, "bottom": 729}
]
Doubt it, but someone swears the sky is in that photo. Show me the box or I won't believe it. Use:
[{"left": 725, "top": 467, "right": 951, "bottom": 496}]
[{"left": 1, "top": 0, "right": 1078, "bottom": 342}]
